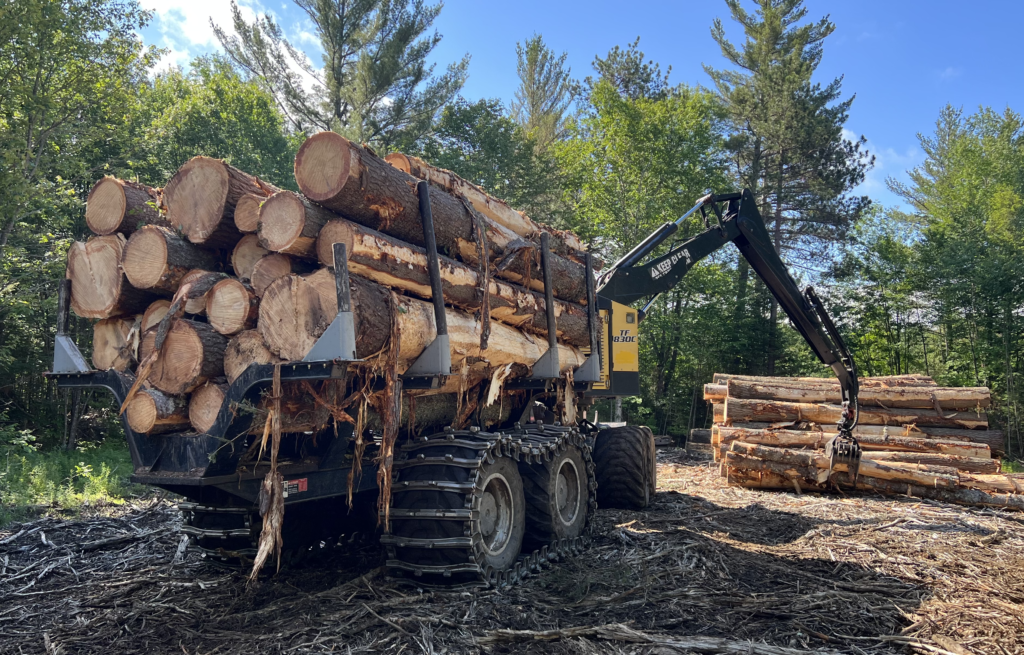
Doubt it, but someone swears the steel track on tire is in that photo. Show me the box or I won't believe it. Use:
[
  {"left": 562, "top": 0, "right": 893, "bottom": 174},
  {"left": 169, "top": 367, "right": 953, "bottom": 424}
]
[{"left": 382, "top": 423, "right": 597, "bottom": 589}]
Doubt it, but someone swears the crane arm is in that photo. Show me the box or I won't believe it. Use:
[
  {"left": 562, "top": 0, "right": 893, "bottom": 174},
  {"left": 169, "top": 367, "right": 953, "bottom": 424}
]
[{"left": 597, "top": 189, "right": 861, "bottom": 479}]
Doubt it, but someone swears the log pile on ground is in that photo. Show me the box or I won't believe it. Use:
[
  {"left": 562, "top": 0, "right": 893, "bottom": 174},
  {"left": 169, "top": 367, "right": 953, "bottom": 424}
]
[
  {"left": 66, "top": 133, "right": 596, "bottom": 436},
  {"left": 702, "top": 374, "right": 1024, "bottom": 510}
]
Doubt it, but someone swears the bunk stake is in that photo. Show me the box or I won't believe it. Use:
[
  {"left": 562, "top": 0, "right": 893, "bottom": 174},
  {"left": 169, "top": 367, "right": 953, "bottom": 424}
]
[
  {"left": 573, "top": 252, "right": 601, "bottom": 383},
  {"left": 304, "top": 242, "right": 360, "bottom": 362},
  {"left": 51, "top": 279, "right": 90, "bottom": 374},
  {"left": 530, "top": 233, "right": 560, "bottom": 380}
]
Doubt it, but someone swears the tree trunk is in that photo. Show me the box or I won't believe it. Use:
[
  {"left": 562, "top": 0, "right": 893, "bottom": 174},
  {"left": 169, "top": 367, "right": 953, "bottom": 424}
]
[
  {"left": 231, "top": 234, "right": 268, "bottom": 281},
  {"left": 385, "top": 152, "right": 590, "bottom": 263},
  {"left": 224, "top": 330, "right": 282, "bottom": 384},
  {"left": 122, "top": 225, "right": 219, "bottom": 294},
  {"left": 723, "top": 379, "right": 990, "bottom": 410},
  {"left": 715, "top": 426, "right": 991, "bottom": 458},
  {"left": 66, "top": 235, "right": 153, "bottom": 319},
  {"left": 207, "top": 278, "right": 258, "bottom": 336},
  {"left": 85, "top": 177, "right": 163, "bottom": 236},
  {"left": 144, "top": 318, "right": 228, "bottom": 395},
  {"left": 142, "top": 299, "right": 171, "bottom": 332},
  {"left": 92, "top": 317, "right": 139, "bottom": 371},
  {"left": 723, "top": 397, "right": 988, "bottom": 430},
  {"left": 259, "top": 191, "right": 335, "bottom": 259},
  {"left": 125, "top": 388, "right": 190, "bottom": 434},
  {"left": 293, "top": 132, "right": 587, "bottom": 303},
  {"left": 189, "top": 380, "right": 229, "bottom": 434},
  {"left": 163, "top": 156, "right": 278, "bottom": 249},
  {"left": 316, "top": 219, "right": 593, "bottom": 347},
  {"left": 233, "top": 193, "right": 266, "bottom": 233}
]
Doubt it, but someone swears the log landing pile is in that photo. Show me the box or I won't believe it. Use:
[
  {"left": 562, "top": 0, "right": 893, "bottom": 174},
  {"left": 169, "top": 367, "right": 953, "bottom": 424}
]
[
  {"left": 67, "top": 133, "right": 597, "bottom": 436},
  {"left": 702, "top": 374, "right": 1024, "bottom": 510}
]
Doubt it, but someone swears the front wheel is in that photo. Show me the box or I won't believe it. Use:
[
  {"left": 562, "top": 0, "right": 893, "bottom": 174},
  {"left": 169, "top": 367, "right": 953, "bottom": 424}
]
[{"left": 592, "top": 426, "right": 656, "bottom": 509}]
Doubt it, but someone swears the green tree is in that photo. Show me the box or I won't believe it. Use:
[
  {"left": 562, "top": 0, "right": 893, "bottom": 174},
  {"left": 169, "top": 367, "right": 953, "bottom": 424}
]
[
  {"left": 412, "top": 98, "right": 556, "bottom": 219},
  {"left": 510, "top": 35, "right": 576, "bottom": 149},
  {"left": 214, "top": 0, "right": 469, "bottom": 150},
  {"left": 586, "top": 37, "right": 671, "bottom": 100},
  {"left": 705, "top": 0, "right": 873, "bottom": 373}
]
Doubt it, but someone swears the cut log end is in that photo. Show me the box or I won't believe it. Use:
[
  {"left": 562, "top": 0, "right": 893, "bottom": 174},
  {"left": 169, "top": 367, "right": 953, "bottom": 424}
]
[
  {"left": 315, "top": 220, "right": 356, "bottom": 268},
  {"left": 148, "top": 319, "right": 227, "bottom": 395},
  {"left": 122, "top": 226, "right": 169, "bottom": 289},
  {"left": 232, "top": 234, "right": 268, "bottom": 281},
  {"left": 207, "top": 278, "right": 257, "bottom": 335},
  {"left": 92, "top": 317, "right": 137, "bottom": 371},
  {"left": 165, "top": 156, "right": 230, "bottom": 242},
  {"left": 234, "top": 194, "right": 264, "bottom": 233},
  {"left": 66, "top": 235, "right": 149, "bottom": 319},
  {"left": 259, "top": 191, "right": 305, "bottom": 252},
  {"left": 258, "top": 274, "right": 325, "bottom": 362},
  {"left": 126, "top": 388, "right": 189, "bottom": 434},
  {"left": 251, "top": 253, "right": 293, "bottom": 297},
  {"left": 224, "top": 330, "right": 281, "bottom": 384},
  {"left": 294, "top": 132, "right": 352, "bottom": 202},
  {"left": 189, "top": 381, "right": 228, "bottom": 434},
  {"left": 85, "top": 177, "right": 128, "bottom": 235},
  {"left": 142, "top": 299, "right": 171, "bottom": 332}
]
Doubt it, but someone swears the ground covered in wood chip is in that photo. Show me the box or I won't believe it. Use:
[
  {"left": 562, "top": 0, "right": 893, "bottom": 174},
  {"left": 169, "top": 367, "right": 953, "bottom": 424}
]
[{"left": 2, "top": 449, "right": 1021, "bottom": 655}]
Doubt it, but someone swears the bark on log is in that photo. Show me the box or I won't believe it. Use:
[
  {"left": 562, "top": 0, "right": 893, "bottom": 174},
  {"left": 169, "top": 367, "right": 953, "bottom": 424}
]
[
  {"left": 861, "top": 451, "right": 999, "bottom": 474},
  {"left": 189, "top": 380, "right": 228, "bottom": 434},
  {"left": 251, "top": 253, "right": 311, "bottom": 297},
  {"left": 245, "top": 384, "right": 333, "bottom": 436},
  {"left": 712, "top": 403, "right": 724, "bottom": 424},
  {"left": 231, "top": 234, "right": 268, "bottom": 281},
  {"left": 712, "top": 373, "right": 937, "bottom": 387},
  {"left": 164, "top": 156, "right": 277, "bottom": 249},
  {"left": 258, "top": 274, "right": 326, "bottom": 362},
  {"left": 259, "top": 191, "right": 335, "bottom": 259},
  {"left": 85, "top": 177, "right": 162, "bottom": 236},
  {"left": 233, "top": 194, "right": 265, "bottom": 233},
  {"left": 122, "top": 225, "right": 219, "bottom": 294},
  {"left": 957, "top": 473, "right": 1024, "bottom": 495},
  {"left": 125, "top": 388, "right": 190, "bottom": 435},
  {"left": 145, "top": 318, "right": 228, "bottom": 395},
  {"left": 92, "top": 317, "right": 139, "bottom": 371},
  {"left": 224, "top": 330, "right": 282, "bottom": 384},
  {"left": 316, "top": 219, "right": 592, "bottom": 347},
  {"left": 715, "top": 427, "right": 991, "bottom": 459},
  {"left": 178, "top": 269, "right": 225, "bottom": 314},
  {"left": 206, "top": 278, "right": 258, "bottom": 336},
  {"left": 723, "top": 397, "right": 988, "bottom": 430},
  {"left": 723, "top": 379, "right": 990, "bottom": 410},
  {"left": 294, "top": 132, "right": 588, "bottom": 303},
  {"left": 142, "top": 299, "right": 171, "bottom": 332},
  {"left": 724, "top": 421, "right": 1004, "bottom": 453},
  {"left": 66, "top": 235, "right": 153, "bottom": 319},
  {"left": 384, "top": 152, "right": 588, "bottom": 260}
]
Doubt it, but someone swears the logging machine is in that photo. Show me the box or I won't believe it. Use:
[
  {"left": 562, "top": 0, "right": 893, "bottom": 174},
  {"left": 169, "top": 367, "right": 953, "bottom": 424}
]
[{"left": 46, "top": 186, "right": 859, "bottom": 586}]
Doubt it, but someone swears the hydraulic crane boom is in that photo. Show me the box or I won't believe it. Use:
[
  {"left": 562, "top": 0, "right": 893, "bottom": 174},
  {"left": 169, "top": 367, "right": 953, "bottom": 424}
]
[{"left": 596, "top": 189, "right": 862, "bottom": 479}]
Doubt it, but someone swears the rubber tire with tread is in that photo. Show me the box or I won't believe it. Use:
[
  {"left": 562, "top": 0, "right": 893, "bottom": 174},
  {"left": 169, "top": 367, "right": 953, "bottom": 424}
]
[
  {"left": 593, "top": 426, "right": 655, "bottom": 510},
  {"left": 520, "top": 445, "right": 588, "bottom": 548}
]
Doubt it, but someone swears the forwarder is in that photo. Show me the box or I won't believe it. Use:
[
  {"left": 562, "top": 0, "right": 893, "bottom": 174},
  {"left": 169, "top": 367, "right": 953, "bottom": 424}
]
[{"left": 48, "top": 188, "right": 860, "bottom": 586}]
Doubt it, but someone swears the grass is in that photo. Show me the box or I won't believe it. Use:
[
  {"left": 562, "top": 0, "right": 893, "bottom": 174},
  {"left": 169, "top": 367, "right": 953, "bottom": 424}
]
[
  {"left": 0, "top": 438, "right": 144, "bottom": 527},
  {"left": 1002, "top": 458, "right": 1024, "bottom": 474}
]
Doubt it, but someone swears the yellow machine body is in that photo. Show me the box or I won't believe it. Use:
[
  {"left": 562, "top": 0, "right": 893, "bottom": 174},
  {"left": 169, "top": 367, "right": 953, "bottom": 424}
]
[{"left": 590, "top": 300, "right": 639, "bottom": 393}]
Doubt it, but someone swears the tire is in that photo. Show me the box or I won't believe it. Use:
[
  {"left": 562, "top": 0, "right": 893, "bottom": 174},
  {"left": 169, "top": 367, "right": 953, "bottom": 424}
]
[
  {"left": 476, "top": 456, "right": 527, "bottom": 571},
  {"left": 593, "top": 426, "right": 655, "bottom": 509},
  {"left": 521, "top": 445, "right": 588, "bottom": 548}
]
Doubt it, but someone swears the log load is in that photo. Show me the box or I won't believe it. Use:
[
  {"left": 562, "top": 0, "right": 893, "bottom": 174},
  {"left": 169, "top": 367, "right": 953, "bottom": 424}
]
[
  {"left": 92, "top": 317, "right": 138, "bottom": 371},
  {"left": 258, "top": 190, "right": 335, "bottom": 259},
  {"left": 189, "top": 380, "right": 228, "bottom": 433},
  {"left": 293, "top": 132, "right": 588, "bottom": 304},
  {"left": 141, "top": 299, "right": 171, "bottom": 332},
  {"left": 231, "top": 234, "right": 268, "bottom": 281},
  {"left": 384, "top": 152, "right": 589, "bottom": 262},
  {"left": 706, "top": 379, "right": 990, "bottom": 410},
  {"left": 163, "top": 156, "right": 278, "bottom": 248},
  {"left": 316, "top": 219, "right": 593, "bottom": 347},
  {"left": 233, "top": 194, "right": 265, "bottom": 233},
  {"left": 712, "top": 373, "right": 937, "bottom": 387},
  {"left": 125, "top": 388, "right": 190, "bottom": 434},
  {"left": 66, "top": 235, "right": 153, "bottom": 319},
  {"left": 723, "top": 397, "right": 988, "bottom": 430},
  {"left": 206, "top": 278, "right": 258, "bottom": 335},
  {"left": 141, "top": 319, "right": 228, "bottom": 395},
  {"left": 122, "top": 225, "right": 219, "bottom": 294},
  {"left": 85, "top": 177, "right": 162, "bottom": 236},
  {"left": 223, "top": 330, "right": 282, "bottom": 384}
]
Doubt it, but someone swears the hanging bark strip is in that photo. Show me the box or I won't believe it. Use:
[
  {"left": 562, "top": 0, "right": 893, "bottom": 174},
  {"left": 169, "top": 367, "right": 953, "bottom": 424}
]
[
  {"left": 470, "top": 205, "right": 491, "bottom": 350},
  {"left": 250, "top": 365, "right": 285, "bottom": 580},
  {"left": 347, "top": 388, "right": 370, "bottom": 510},
  {"left": 372, "top": 295, "right": 402, "bottom": 529}
]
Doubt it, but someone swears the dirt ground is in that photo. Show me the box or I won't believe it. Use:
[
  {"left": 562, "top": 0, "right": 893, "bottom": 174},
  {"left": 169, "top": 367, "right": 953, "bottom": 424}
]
[{"left": 1, "top": 448, "right": 1022, "bottom": 655}]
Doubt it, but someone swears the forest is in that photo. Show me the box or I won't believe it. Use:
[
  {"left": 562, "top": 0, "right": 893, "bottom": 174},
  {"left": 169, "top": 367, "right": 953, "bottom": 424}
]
[{"left": 1, "top": 0, "right": 1021, "bottom": 501}]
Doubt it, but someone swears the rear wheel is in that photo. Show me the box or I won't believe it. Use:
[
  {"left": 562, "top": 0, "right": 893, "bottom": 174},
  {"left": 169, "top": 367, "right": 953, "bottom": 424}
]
[
  {"left": 593, "top": 426, "right": 655, "bottom": 509},
  {"left": 521, "top": 445, "right": 587, "bottom": 548}
]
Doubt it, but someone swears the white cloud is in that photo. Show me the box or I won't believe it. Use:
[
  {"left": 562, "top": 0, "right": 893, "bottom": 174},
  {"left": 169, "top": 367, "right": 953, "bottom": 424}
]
[
  {"left": 842, "top": 128, "right": 924, "bottom": 208},
  {"left": 140, "top": 0, "right": 265, "bottom": 64}
]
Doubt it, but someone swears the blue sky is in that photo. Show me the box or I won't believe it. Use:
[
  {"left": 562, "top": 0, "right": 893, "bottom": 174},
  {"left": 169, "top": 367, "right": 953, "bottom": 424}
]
[{"left": 138, "top": 0, "right": 1024, "bottom": 210}]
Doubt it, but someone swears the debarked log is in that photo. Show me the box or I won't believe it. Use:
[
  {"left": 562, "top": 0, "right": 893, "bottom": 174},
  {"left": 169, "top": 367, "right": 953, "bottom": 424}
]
[{"left": 723, "top": 397, "right": 988, "bottom": 430}]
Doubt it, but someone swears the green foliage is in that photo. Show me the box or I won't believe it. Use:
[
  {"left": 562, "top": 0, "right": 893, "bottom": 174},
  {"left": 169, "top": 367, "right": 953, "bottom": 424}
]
[
  {"left": 215, "top": 0, "right": 469, "bottom": 150},
  {"left": 511, "top": 34, "right": 576, "bottom": 149}
]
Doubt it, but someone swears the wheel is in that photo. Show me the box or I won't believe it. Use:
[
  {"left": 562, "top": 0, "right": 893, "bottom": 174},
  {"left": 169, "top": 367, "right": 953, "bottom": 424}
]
[
  {"left": 521, "top": 444, "right": 588, "bottom": 547},
  {"left": 592, "top": 425, "right": 655, "bottom": 509},
  {"left": 477, "top": 456, "right": 526, "bottom": 571}
]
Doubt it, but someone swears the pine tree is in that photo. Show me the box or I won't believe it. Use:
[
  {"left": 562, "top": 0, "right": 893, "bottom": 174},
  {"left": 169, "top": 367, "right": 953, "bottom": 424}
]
[
  {"left": 214, "top": 0, "right": 468, "bottom": 150},
  {"left": 586, "top": 37, "right": 670, "bottom": 101},
  {"left": 704, "top": 0, "right": 873, "bottom": 373},
  {"left": 510, "top": 34, "right": 576, "bottom": 149}
]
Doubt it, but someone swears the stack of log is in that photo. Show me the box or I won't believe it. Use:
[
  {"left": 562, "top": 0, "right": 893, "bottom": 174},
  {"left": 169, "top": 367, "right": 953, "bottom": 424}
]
[
  {"left": 67, "top": 133, "right": 597, "bottom": 436},
  {"left": 702, "top": 375, "right": 1024, "bottom": 510}
]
